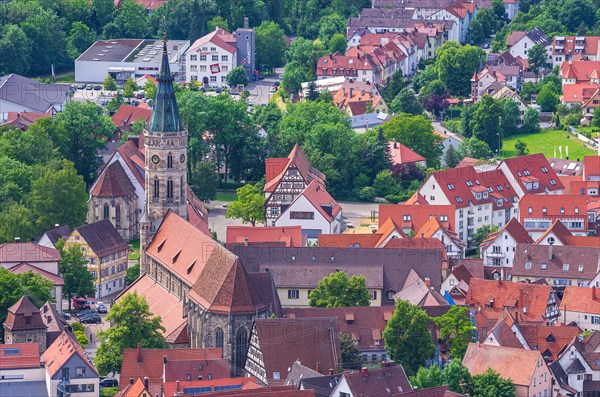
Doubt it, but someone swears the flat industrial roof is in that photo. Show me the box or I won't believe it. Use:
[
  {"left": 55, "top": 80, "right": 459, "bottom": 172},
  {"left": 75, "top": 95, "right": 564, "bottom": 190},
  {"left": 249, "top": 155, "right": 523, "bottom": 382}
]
[{"left": 77, "top": 39, "right": 190, "bottom": 64}]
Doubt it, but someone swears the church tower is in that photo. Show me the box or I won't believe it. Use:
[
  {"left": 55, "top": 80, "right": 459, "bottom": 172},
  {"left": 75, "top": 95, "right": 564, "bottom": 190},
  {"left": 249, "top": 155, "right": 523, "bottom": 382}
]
[{"left": 140, "top": 37, "right": 188, "bottom": 272}]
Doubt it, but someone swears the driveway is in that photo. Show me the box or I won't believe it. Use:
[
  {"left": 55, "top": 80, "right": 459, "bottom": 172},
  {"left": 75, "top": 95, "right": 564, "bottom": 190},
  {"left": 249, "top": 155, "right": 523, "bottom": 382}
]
[
  {"left": 245, "top": 68, "right": 283, "bottom": 106},
  {"left": 432, "top": 120, "right": 463, "bottom": 142}
]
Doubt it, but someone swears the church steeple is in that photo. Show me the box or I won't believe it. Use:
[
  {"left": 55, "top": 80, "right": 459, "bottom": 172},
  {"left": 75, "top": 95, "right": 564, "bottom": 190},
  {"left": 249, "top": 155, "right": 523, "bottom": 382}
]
[{"left": 148, "top": 36, "right": 182, "bottom": 133}]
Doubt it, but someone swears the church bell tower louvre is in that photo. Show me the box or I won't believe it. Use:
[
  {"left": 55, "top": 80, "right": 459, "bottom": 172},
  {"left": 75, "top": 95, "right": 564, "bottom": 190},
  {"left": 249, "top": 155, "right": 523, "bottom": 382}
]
[{"left": 140, "top": 35, "right": 188, "bottom": 273}]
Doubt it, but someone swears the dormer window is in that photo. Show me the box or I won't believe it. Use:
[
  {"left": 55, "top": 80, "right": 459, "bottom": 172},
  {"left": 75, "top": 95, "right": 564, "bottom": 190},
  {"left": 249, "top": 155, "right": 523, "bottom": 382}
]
[
  {"left": 523, "top": 170, "right": 530, "bottom": 176},
  {"left": 525, "top": 262, "right": 532, "bottom": 269},
  {"left": 466, "top": 180, "right": 473, "bottom": 187},
  {"left": 403, "top": 215, "right": 411, "bottom": 221},
  {"left": 563, "top": 264, "right": 570, "bottom": 272},
  {"left": 528, "top": 207, "right": 532, "bottom": 214},
  {"left": 541, "top": 263, "right": 547, "bottom": 270},
  {"left": 542, "top": 207, "right": 547, "bottom": 214},
  {"left": 550, "top": 179, "right": 557, "bottom": 186},
  {"left": 448, "top": 184, "right": 455, "bottom": 190},
  {"left": 541, "top": 166, "right": 548, "bottom": 173},
  {"left": 579, "top": 265, "right": 584, "bottom": 272},
  {"left": 456, "top": 197, "right": 463, "bottom": 203},
  {"left": 575, "top": 207, "right": 579, "bottom": 214}
]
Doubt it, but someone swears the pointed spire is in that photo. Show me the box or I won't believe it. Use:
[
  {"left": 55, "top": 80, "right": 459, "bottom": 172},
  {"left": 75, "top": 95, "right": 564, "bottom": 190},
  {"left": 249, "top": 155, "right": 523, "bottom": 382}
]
[{"left": 148, "top": 34, "right": 182, "bottom": 133}]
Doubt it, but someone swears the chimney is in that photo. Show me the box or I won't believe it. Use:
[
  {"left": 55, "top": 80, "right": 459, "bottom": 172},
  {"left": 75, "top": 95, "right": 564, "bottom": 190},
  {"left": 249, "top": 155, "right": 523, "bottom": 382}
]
[
  {"left": 144, "top": 377, "right": 149, "bottom": 391},
  {"left": 548, "top": 241, "right": 554, "bottom": 261},
  {"left": 316, "top": 362, "right": 321, "bottom": 373},
  {"left": 361, "top": 367, "right": 369, "bottom": 377},
  {"left": 136, "top": 342, "right": 142, "bottom": 363},
  {"left": 519, "top": 288, "right": 524, "bottom": 308},
  {"left": 350, "top": 88, "right": 353, "bottom": 97},
  {"left": 244, "top": 237, "right": 248, "bottom": 246},
  {"left": 163, "top": 355, "right": 167, "bottom": 383},
  {"left": 328, "top": 369, "right": 334, "bottom": 375},
  {"left": 176, "top": 380, "right": 180, "bottom": 394},
  {"left": 244, "top": 17, "right": 249, "bottom": 29},
  {"left": 129, "top": 378, "right": 134, "bottom": 385},
  {"left": 329, "top": 53, "right": 333, "bottom": 59},
  {"left": 425, "top": 278, "right": 431, "bottom": 288}
]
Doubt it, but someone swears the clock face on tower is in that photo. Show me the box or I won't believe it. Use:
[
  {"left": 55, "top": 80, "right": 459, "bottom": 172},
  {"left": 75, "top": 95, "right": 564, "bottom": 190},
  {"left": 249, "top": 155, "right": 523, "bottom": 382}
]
[
  {"left": 180, "top": 154, "right": 185, "bottom": 163},
  {"left": 151, "top": 155, "right": 159, "bottom": 164}
]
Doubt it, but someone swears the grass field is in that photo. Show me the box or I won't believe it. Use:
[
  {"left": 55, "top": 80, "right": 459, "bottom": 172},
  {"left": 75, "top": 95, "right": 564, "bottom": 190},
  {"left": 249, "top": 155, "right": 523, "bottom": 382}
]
[
  {"left": 128, "top": 239, "right": 140, "bottom": 260},
  {"left": 502, "top": 130, "right": 596, "bottom": 160},
  {"left": 216, "top": 191, "right": 238, "bottom": 202},
  {"left": 100, "top": 387, "right": 118, "bottom": 397}
]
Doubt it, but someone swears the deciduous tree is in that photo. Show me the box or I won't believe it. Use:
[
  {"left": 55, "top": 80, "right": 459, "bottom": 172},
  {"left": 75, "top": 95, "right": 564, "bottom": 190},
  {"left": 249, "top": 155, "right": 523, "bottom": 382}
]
[
  {"left": 225, "top": 183, "right": 265, "bottom": 226},
  {"left": 309, "top": 271, "right": 371, "bottom": 308},
  {"left": 390, "top": 88, "right": 423, "bottom": 115},
  {"left": 226, "top": 66, "right": 250, "bottom": 88},
  {"left": 67, "top": 21, "right": 96, "bottom": 59},
  {"left": 410, "top": 363, "right": 443, "bottom": 390},
  {"left": 515, "top": 139, "right": 529, "bottom": 156},
  {"left": 95, "top": 292, "right": 165, "bottom": 375},
  {"left": 433, "top": 306, "right": 474, "bottom": 360},
  {"left": 189, "top": 161, "right": 217, "bottom": 201},
  {"left": 0, "top": 267, "right": 53, "bottom": 325},
  {"left": 383, "top": 300, "right": 436, "bottom": 375},
  {"left": 436, "top": 42, "right": 484, "bottom": 97},
  {"left": 55, "top": 239, "right": 96, "bottom": 310},
  {"left": 340, "top": 333, "right": 363, "bottom": 369},
  {"left": 471, "top": 369, "right": 515, "bottom": 397},
  {"left": 103, "top": 75, "right": 118, "bottom": 91},
  {"left": 0, "top": 24, "right": 32, "bottom": 75},
  {"left": 458, "top": 137, "right": 494, "bottom": 160},
  {"left": 125, "top": 263, "right": 140, "bottom": 286},
  {"left": 255, "top": 21, "right": 286, "bottom": 71}
]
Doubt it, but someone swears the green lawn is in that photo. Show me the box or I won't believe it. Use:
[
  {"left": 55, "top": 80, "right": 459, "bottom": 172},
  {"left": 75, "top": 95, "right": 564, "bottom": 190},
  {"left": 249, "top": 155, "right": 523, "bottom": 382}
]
[
  {"left": 502, "top": 130, "right": 596, "bottom": 160},
  {"left": 216, "top": 191, "right": 238, "bottom": 202},
  {"left": 100, "top": 387, "right": 119, "bottom": 397},
  {"left": 128, "top": 239, "right": 140, "bottom": 260},
  {"left": 35, "top": 71, "right": 75, "bottom": 83}
]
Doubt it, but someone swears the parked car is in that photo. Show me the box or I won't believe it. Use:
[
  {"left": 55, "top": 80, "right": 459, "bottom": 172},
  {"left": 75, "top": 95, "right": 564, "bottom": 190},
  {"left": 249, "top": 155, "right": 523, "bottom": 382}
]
[
  {"left": 270, "top": 86, "right": 277, "bottom": 93},
  {"left": 229, "top": 90, "right": 239, "bottom": 96},
  {"left": 215, "top": 87, "right": 222, "bottom": 93},
  {"left": 345, "top": 222, "right": 355, "bottom": 229},
  {"left": 135, "top": 91, "right": 144, "bottom": 99},
  {"left": 100, "top": 378, "right": 119, "bottom": 388},
  {"left": 60, "top": 312, "right": 71, "bottom": 320},
  {"left": 75, "top": 309, "right": 96, "bottom": 318},
  {"left": 96, "top": 303, "right": 107, "bottom": 314},
  {"left": 93, "top": 85, "right": 101, "bottom": 91},
  {"left": 72, "top": 297, "right": 91, "bottom": 310},
  {"left": 80, "top": 313, "right": 102, "bottom": 324},
  {"left": 85, "top": 84, "right": 93, "bottom": 90},
  {"left": 77, "top": 84, "right": 85, "bottom": 90}
]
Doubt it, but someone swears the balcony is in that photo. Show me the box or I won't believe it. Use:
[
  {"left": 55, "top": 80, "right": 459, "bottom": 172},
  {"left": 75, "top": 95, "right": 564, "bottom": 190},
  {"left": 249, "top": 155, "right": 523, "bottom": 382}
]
[
  {"left": 467, "top": 211, "right": 474, "bottom": 218},
  {"left": 486, "top": 251, "right": 505, "bottom": 258}
]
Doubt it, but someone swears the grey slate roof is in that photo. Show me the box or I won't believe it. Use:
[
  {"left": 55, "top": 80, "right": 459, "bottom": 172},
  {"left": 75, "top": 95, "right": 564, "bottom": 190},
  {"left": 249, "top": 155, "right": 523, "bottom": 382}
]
[
  {"left": 300, "top": 375, "right": 342, "bottom": 397},
  {"left": 0, "top": 74, "right": 70, "bottom": 112},
  {"left": 566, "top": 358, "right": 587, "bottom": 374},
  {"left": 350, "top": 112, "right": 389, "bottom": 129},
  {"left": 148, "top": 40, "right": 182, "bottom": 133},
  {"left": 285, "top": 360, "right": 322, "bottom": 387},
  {"left": 75, "top": 219, "right": 129, "bottom": 257},
  {"left": 42, "top": 225, "right": 72, "bottom": 245}
]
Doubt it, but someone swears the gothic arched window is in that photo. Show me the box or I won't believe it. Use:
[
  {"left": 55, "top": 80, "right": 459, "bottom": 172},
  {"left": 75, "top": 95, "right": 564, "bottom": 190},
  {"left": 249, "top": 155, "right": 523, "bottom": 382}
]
[
  {"left": 153, "top": 178, "right": 160, "bottom": 199},
  {"left": 115, "top": 204, "right": 121, "bottom": 228},
  {"left": 167, "top": 153, "right": 173, "bottom": 169},
  {"left": 215, "top": 328, "right": 224, "bottom": 349},
  {"left": 180, "top": 176, "right": 185, "bottom": 203},
  {"left": 234, "top": 327, "right": 249, "bottom": 376},
  {"left": 167, "top": 179, "right": 173, "bottom": 201},
  {"left": 103, "top": 204, "right": 109, "bottom": 219}
]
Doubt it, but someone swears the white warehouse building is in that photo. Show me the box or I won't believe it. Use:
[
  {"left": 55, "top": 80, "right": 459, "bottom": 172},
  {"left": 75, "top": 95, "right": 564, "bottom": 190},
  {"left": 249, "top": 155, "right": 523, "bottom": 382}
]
[{"left": 75, "top": 39, "right": 190, "bottom": 84}]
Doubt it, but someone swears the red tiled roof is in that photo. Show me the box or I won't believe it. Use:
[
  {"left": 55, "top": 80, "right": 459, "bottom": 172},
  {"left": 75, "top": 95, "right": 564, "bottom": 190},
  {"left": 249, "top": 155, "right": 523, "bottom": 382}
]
[
  {"left": 119, "top": 346, "right": 226, "bottom": 391},
  {"left": 201, "top": 386, "right": 316, "bottom": 397},
  {"left": 554, "top": 36, "right": 600, "bottom": 57},
  {"left": 0, "top": 343, "right": 40, "bottom": 369},
  {"left": 42, "top": 331, "right": 98, "bottom": 377},
  {"left": 415, "top": 216, "right": 464, "bottom": 249},
  {"left": 466, "top": 279, "right": 553, "bottom": 323},
  {"left": 4, "top": 296, "right": 45, "bottom": 331},
  {"left": 295, "top": 180, "right": 341, "bottom": 222},
  {"left": 516, "top": 323, "right": 581, "bottom": 361},
  {"left": 226, "top": 226, "right": 304, "bottom": 247},
  {"left": 115, "top": 139, "right": 146, "bottom": 187},
  {"left": 116, "top": 275, "right": 186, "bottom": 341},
  {"left": 252, "top": 318, "right": 341, "bottom": 383},
  {"left": 112, "top": 104, "right": 152, "bottom": 130},
  {"left": 3, "top": 111, "right": 51, "bottom": 129},
  {"left": 146, "top": 211, "right": 217, "bottom": 286},
  {"left": 90, "top": 160, "right": 136, "bottom": 197},
  {"left": 535, "top": 219, "right": 572, "bottom": 244},
  {"left": 116, "top": 379, "right": 147, "bottom": 397},
  {"left": 561, "top": 83, "right": 599, "bottom": 103},
  {"left": 456, "top": 157, "right": 479, "bottom": 168},
  {"left": 463, "top": 343, "right": 544, "bottom": 387},
  {"left": 379, "top": 204, "right": 455, "bottom": 232},
  {"left": 481, "top": 218, "right": 533, "bottom": 251},
  {"left": 264, "top": 145, "right": 325, "bottom": 193},
  {"left": 189, "top": 28, "right": 237, "bottom": 54},
  {"left": 400, "top": 386, "right": 463, "bottom": 397},
  {"left": 9, "top": 262, "right": 64, "bottom": 285},
  {"left": 163, "top": 377, "right": 258, "bottom": 397},
  {"left": 561, "top": 60, "right": 600, "bottom": 83},
  {"left": 0, "top": 242, "right": 60, "bottom": 263},
  {"left": 506, "top": 31, "right": 527, "bottom": 47},
  {"left": 388, "top": 141, "right": 426, "bottom": 166},
  {"left": 584, "top": 156, "right": 600, "bottom": 180},
  {"left": 284, "top": 307, "right": 394, "bottom": 352},
  {"left": 560, "top": 285, "right": 600, "bottom": 314},
  {"left": 342, "top": 365, "right": 411, "bottom": 396},
  {"left": 318, "top": 233, "right": 384, "bottom": 248},
  {"left": 317, "top": 52, "right": 379, "bottom": 77},
  {"left": 501, "top": 153, "right": 564, "bottom": 193},
  {"left": 519, "top": 194, "right": 587, "bottom": 220}
]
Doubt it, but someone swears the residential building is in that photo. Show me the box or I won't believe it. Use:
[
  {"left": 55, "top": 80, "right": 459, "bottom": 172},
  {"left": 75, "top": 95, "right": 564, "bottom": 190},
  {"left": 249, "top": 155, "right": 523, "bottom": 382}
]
[
  {"left": 379, "top": 204, "right": 456, "bottom": 236},
  {"left": 115, "top": 378, "right": 151, "bottom": 397},
  {"left": 185, "top": 29, "right": 237, "bottom": 87},
  {"left": 499, "top": 154, "right": 565, "bottom": 197},
  {"left": 480, "top": 218, "right": 534, "bottom": 271},
  {"left": 536, "top": 219, "right": 600, "bottom": 246},
  {"left": 299, "top": 373, "right": 341, "bottom": 397},
  {"left": 506, "top": 28, "right": 550, "bottom": 60},
  {"left": 425, "top": 2, "right": 474, "bottom": 44},
  {"left": 317, "top": 52, "right": 380, "bottom": 85},
  {"left": 349, "top": 112, "right": 390, "bottom": 132},
  {"left": 119, "top": 345, "right": 229, "bottom": 392},
  {"left": 0, "top": 242, "right": 61, "bottom": 273},
  {"left": 75, "top": 39, "right": 190, "bottom": 83},
  {"left": 510, "top": 323, "right": 581, "bottom": 361},
  {"left": 492, "top": 86, "right": 528, "bottom": 121},
  {"left": 332, "top": 87, "right": 388, "bottom": 116},
  {"left": 0, "top": 343, "right": 47, "bottom": 393},
  {"left": 466, "top": 279, "right": 560, "bottom": 335},
  {"left": 87, "top": 161, "right": 140, "bottom": 241},
  {"left": 503, "top": 0, "right": 519, "bottom": 20},
  {"left": 161, "top": 378, "right": 260, "bottom": 397},
  {"left": 3, "top": 296, "right": 47, "bottom": 353},
  {"left": 471, "top": 68, "right": 507, "bottom": 100},
  {"left": 560, "top": 83, "right": 600, "bottom": 109},
  {"left": 561, "top": 59, "right": 600, "bottom": 84},
  {"left": 112, "top": 104, "right": 153, "bottom": 134},
  {"left": 329, "top": 365, "right": 412, "bottom": 397},
  {"left": 244, "top": 318, "right": 341, "bottom": 386},
  {"left": 462, "top": 343, "right": 553, "bottom": 397},
  {"left": 552, "top": 36, "right": 600, "bottom": 66},
  {"left": 8, "top": 264, "right": 64, "bottom": 309},
  {"left": 519, "top": 195, "right": 588, "bottom": 239},
  {"left": 415, "top": 216, "right": 465, "bottom": 259},
  {"left": 230, "top": 245, "right": 444, "bottom": 307},
  {"left": 0, "top": 111, "right": 51, "bottom": 130},
  {"left": 38, "top": 225, "right": 72, "bottom": 250},
  {"left": 512, "top": 243, "right": 600, "bottom": 287},
  {"left": 550, "top": 158, "right": 584, "bottom": 177},
  {"left": 283, "top": 306, "right": 394, "bottom": 362},
  {"left": 399, "top": 386, "right": 463, "bottom": 397},
  {"left": 394, "top": 270, "right": 448, "bottom": 306},
  {"left": 39, "top": 302, "right": 68, "bottom": 348},
  {"left": 41, "top": 331, "right": 99, "bottom": 397},
  {"left": 584, "top": 155, "right": 600, "bottom": 181},
  {"left": 226, "top": 225, "right": 305, "bottom": 246},
  {"left": 440, "top": 260, "right": 484, "bottom": 298},
  {"left": 561, "top": 286, "right": 600, "bottom": 331},
  {"left": 65, "top": 219, "right": 130, "bottom": 298},
  {"left": 388, "top": 141, "right": 427, "bottom": 169},
  {"left": 553, "top": 332, "right": 600, "bottom": 394},
  {"left": 0, "top": 74, "right": 70, "bottom": 122}
]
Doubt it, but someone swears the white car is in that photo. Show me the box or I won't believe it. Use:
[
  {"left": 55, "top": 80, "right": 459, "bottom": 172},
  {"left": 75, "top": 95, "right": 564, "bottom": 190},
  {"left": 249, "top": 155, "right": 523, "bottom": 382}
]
[
  {"left": 345, "top": 222, "right": 355, "bottom": 228},
  {"left": 270, "top": 86, "right": 277, "bottom": 93}
]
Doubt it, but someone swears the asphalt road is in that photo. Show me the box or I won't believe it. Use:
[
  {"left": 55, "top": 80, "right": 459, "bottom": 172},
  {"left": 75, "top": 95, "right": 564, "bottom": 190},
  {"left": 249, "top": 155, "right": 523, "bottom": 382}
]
[{"left": 245, "top": 68, "right": 283, "bottom": 106}]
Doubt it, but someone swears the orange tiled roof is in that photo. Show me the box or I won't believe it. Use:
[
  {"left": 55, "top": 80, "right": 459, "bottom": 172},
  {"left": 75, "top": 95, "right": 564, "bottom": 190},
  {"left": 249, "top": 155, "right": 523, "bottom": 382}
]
[
  {"left": 379, "top": 204, "right": 455, "bottom": 232},
  {"left": 264, "top": 144, "right": 325, "bottom": 193},
  {"left": 561, "top": 285, "right": 600, "bottom": 314},
  {"left": 42, "top": 331, "right": 98, "bottom": 377},
  {"left": 297, "top": 180, "right": 342, "bottom": 223},
  {"left": 0, "top": 343, "right": 40, "bottom": 369},
  {"left": 584, "top": 156, "right": 600, "bottom": 180},
  {"left": 226, "top": 225, "right": 304, "bottom": 247},
  {"left": 112, "top": 104, "right": 152, "bottom": 129}
]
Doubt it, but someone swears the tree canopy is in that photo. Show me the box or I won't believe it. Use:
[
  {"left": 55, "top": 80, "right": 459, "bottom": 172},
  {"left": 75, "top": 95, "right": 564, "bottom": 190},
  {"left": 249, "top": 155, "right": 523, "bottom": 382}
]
[
  {"left": 309, "top": 271, "right": 371, "bottom": 308},
  {"left": 0, "top": 267, "right": 54, "bottom": 326},
  {"left": 225, "top": 183, "right": 266, "bottom": 226},
  {"left": 56, "top": 239, "right": 96, "bottom": 310}
]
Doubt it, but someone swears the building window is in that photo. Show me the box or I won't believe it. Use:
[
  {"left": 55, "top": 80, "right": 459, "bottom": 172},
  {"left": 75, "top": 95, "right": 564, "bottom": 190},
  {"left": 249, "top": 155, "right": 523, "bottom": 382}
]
[
  {"left": 153, "top": 178, "right": 159, "bottom": 199},
  {"left": 288, "top": 289, "right": 299, "bottom": 299},
  {"left": 528, "top": 207, "right": 532, "bottom": 214},
  {"left": 61, "top": 368, "right": 69, "bottom": 381},
  {"left": 235, "top": 327, "right": 248, "bottom": 375},
  {"left": 167, "top": 179, "right": 174, "bottom": 201},
  {"left": 200, "top": 65, "right": 207, "bottom": 72},
  {"left": 181, "top": 176, "right": 185, "bottom": 204},
  {"left": 273, "top": 372, "right": 281, "bottom": 380},
  {"left": 210, "top": 47, "right": 216, "bottom": 51},
  {"left": 221, "top": 55, "right": 228, "bottom": 62},
  {"left": 370, "top": 290, "right": 378, "bottom": 300},
  {"left": 215, "top": 328, "right": 224, "bottom": 349},
  {"left": 403, "top": 215, "right": 411, "bottom": 221},
  {"left": 212, "top": 55, "right": 218, "bottom": 61},
  {"left": 222, "top": 65, "right": 228, "bottom": 72},
  {"left": 575, "top": 207, "right": 579, "bottom": 214},
  {"left": 115, "top": 204, "right": 121, "bottom": 228},
  {"left": 75, "top": 367, "right": 86, "bottom": 378},
  {"left": 103, "top": 204, "right": 109, "bottom": 219},
  {"left": 199, "top": 55, "right": 207, "bottom": 61},
  {"left": 190, "top": 65, "right": 197, "bottom": 72},
  {"left": 563, "top": 264, "right": 570, "bottom": 271},
  {"left": 290, "top": 211, "right": 314, "bottom": 220},
  {"left": 190, "top": 54, "right": 197, "bottom": 61},
  {"left": 167, "top": 153, "right": 173, "bottom": 168},
  {"left": 210, "top": 76, "right": 217, "bottom": 82}
]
